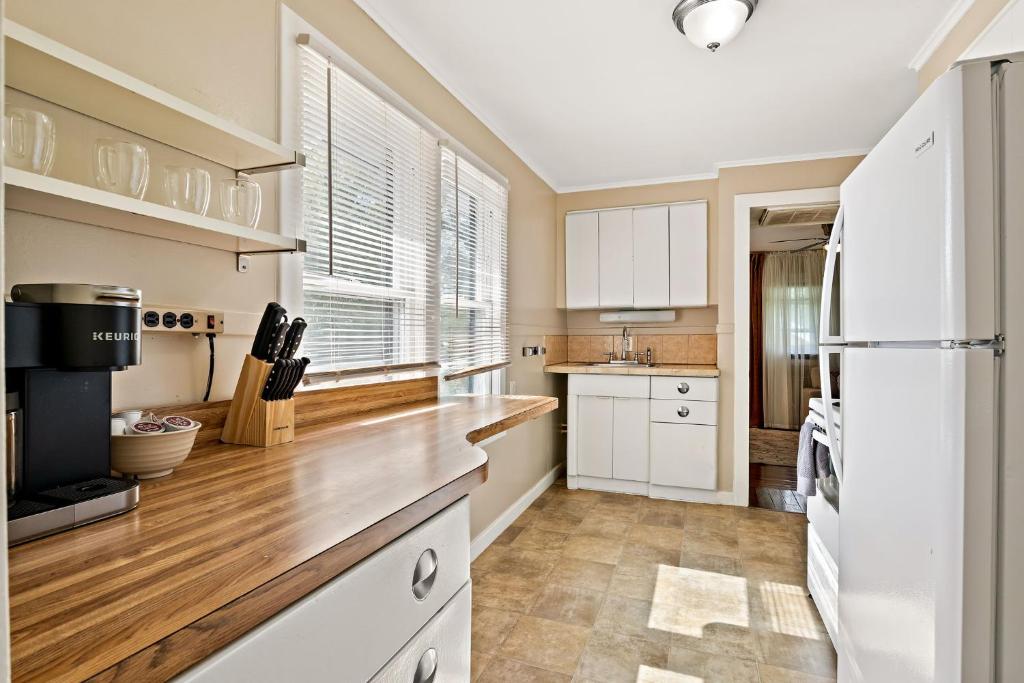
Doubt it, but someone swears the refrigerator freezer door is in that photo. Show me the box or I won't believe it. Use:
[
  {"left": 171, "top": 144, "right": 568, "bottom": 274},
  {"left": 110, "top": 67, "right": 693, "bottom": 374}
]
[
  {"left": 840, "top": 63, "right": 996, "bottom": 343},
  {"left": 838, "top": 347, "right": 996, "bottom": 683}
]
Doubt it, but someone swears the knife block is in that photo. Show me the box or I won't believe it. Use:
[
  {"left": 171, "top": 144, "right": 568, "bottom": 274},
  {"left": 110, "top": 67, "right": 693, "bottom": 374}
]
[{"left": 221, "top": 354, "right": 296, "bottom": 447}]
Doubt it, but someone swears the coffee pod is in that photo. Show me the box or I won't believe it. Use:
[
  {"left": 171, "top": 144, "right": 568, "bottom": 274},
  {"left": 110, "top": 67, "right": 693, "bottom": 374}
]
[
  {"left": 131, "top": 420, "right": 164, "bottom": 434},
  {"left": 110, "top": 417, "right": 128, "bottom": 436},
  {"left": 162, "top": 415, "right": 195, "bottom": 432},
  {"left": 113, "top": 409, "right": 143, "bottom": 427}
]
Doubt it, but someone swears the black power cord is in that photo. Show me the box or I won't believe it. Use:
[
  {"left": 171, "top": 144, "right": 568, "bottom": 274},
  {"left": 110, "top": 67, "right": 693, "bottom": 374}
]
[{"left": 202, "top": 333, "right": 216, "bottom": 402}]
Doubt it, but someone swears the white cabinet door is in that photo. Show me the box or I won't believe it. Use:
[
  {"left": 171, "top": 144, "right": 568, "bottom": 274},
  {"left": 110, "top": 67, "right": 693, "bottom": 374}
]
[
  {"left": 669, "top": 202, "right": 708, "bottom": 307},
  {"left": 598, "top": 208, "right": 634, "bottom": 308},
  {"left": 632, "top": 205, "right": 669, "bottom": 308},
  {"left": 565, "top": 211, "right": 599, "bottom": 308},
  {"left": 613, "top": 398, "right": 649, "bottom": 482},
  {"left": 649, "top": 422, "right": 716, "bottom": 490},
  {"left": 577, "top": 396, "right": 614, "bottom": 478}
]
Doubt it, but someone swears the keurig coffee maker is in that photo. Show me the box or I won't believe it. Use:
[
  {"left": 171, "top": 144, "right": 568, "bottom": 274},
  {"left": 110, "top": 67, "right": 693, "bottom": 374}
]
[{"left": 5, "top": 283, "right": 142, "bottom": 544}]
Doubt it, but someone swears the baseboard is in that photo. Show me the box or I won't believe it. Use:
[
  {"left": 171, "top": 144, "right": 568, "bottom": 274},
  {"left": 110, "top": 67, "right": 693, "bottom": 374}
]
[{"left": 470, "top": 464, "right": 563, "bottom": 560}]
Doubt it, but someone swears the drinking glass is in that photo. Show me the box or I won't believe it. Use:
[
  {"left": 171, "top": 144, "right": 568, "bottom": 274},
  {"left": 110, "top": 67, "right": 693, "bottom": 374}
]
[
  {"left": 3, "top": 108, "right": 56, "bottom": 175},
  {"left": 93, "top": 139, "right": 149, "bottom": 199},
  {"left": 219, "top": 176, "right": 262, "bottom": 227},
  {"left": 163, "top": 166, "right": 211, "bottom": 215}
]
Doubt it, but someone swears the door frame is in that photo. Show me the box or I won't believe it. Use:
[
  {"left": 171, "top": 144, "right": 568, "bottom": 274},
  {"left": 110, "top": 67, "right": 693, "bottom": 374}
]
[{"left": 731, "top": 186, "right": 840, "bottom": 505}]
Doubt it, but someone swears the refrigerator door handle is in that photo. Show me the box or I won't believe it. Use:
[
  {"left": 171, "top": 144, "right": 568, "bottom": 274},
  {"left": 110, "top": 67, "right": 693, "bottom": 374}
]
[
  {"left": 819, "top": 205, "right": 845, "bottom": 345},
  {"left": 819, "top": 345, "right": 843, "bottom": 482}
]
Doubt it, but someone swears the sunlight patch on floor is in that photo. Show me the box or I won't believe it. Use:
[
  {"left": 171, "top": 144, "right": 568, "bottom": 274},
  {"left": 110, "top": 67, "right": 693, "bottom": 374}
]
[
  {"left": 649, "top": 565, "right": 750, "bottom": 637},
  {"left": 637, "top": 664, "right": 703, "bottom": 682},
  {"left": 758, "top": 579, "right": 825, "bottom": 640}
]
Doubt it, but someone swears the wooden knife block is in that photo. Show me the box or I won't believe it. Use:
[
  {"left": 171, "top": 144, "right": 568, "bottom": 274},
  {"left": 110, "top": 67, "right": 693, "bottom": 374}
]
[{"left": 221, "top": 354, "right": 295, "bottom": 447}]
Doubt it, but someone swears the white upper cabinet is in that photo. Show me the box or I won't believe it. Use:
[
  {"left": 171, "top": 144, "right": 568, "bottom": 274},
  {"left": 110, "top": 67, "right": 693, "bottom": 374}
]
[
  {"left": 632, "top": 205, "right": 670, "bottom": 308},
  {"left": 565, "top": 201, "right": 708, "bottom": 310},
  {"left": 669, "top": 202, "right": 708, "bottom": 307},
  {"left": 598, "top": 208, "right": 634, "bottom": 308},
  {"left": 565, "top": 211, "right": 600, "bottom": 308}
]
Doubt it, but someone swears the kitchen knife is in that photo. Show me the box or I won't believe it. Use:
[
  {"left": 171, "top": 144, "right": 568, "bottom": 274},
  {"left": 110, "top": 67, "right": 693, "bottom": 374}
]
[
  {"left": 280, "top": 318, "right": 306, "bottom": 359},
  {"left": 261, "top": 359, "right": 288, "bottom": 401},
  {"left": 270, "top": 359, "right": 291, "bottom": 401},
  {"left": 277, "top": 359, "right": 300, "bottom": 401},
  {"left": 251, "top": 302, "right": 285, "bottom": 360},
  {"left": 268, "top": 321, "right": 290, "bottom": 362},
  {"left": 287, "top": 357, "right": 311, "bottom": 398}
]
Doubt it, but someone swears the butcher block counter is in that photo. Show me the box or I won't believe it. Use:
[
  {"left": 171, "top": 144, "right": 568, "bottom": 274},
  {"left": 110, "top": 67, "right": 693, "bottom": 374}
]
[{"left": 7, "top": 378, "right": 557, "bottom": 683}]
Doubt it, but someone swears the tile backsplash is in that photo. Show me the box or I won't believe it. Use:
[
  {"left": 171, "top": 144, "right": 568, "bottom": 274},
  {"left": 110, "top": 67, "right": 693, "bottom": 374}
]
[{"left": 543, "top": 334, "right": 717, "bottom": 365}]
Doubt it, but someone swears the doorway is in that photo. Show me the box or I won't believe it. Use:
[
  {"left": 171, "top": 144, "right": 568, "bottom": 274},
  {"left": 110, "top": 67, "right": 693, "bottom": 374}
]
[{"left": 732, "top": 188, "right": 839, "bottom": 512}]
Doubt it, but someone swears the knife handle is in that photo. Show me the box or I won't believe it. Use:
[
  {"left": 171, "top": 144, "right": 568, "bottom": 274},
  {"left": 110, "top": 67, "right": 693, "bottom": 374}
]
[{"left": 281, "top": 318, "right": 306, "bottom": 359}]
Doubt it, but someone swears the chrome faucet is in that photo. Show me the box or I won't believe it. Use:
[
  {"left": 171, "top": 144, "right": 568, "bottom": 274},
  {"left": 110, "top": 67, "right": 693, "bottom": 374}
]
[{"left": 621, "top": 327, "right": 631, "bottom": 361}]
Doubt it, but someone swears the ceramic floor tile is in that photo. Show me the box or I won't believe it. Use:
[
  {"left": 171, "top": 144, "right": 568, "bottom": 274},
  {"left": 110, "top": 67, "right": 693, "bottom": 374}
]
[
  {"left": 498, "top": 615, "right": 591, "bottom": 676},
  {"left": 477, "top": 656, "right": 572, "bottom": 682},
  {"left": 748, "top": 577, "right": 829, "bottom": 638},
  {"left": 681, "top": 527, "right": 740, "bottom": 558},
  {"left": 513, "top": 526, "right": 570, "bottom": 552},
  {"left": 490, "top": 547, "right": 560, "bottom": 581},
  {"left": 627, "top": 524, "right": 686, "bottom": 551},
  {"left": 548, "top": 557, "right": 615, "bottom": 592},
  {"left": 575, "top": 516, "right": 632, "bottom": 539},
  {"left": 471, "top": 651, "right": 492, "bottom": 682},
  {"left": 493, "top": 524, "right": 528, "bottom": 546},
  {"left": 590, "top": 502, "right": 644, "bottom": 524},
  {"left": 472, "top": 544, "right": 511, "bottom": 573},
  {"left": 562, "top": 534, "right": 625, "bottom": 564},
  {"left": 665, "top": 646, "right": 760, "bottom": 682},
  {"left": 755, "top": 631, "right": 839, "bottom": 678},
  {"left": 737, "top": 536, "right": 805, "bottom": 566},
  {"left": 617, "top": 540, "right": 680, "bottom": 576},
  {"left": 608, "top": 568, "right": 659, "bottom": 601},
  {"left": 529, "top": 583, "right": 606, "bottom": 627},
  {"left": 533, "top": 510, "right": 586, "bottom": 535},
  {"left": 757, "top": 662, "right": 837, "bottom": 682},
  {"left": 594, "top": 594, "right": 672, "bottom": 645},
  {"left": 473, "top": 571, "right": 546, "bottom": 612},
  {"left": 639, "top": 508, "right": 688, "bottom": 529},
  {"left": 577, "top": 629, "right": 670, "bottom": 683},
  {"left": 472, "top": 605, "right": 521, "bottom": 654},
  {"left": 678, "top": 550, "right": 741, "bottom": 576}
]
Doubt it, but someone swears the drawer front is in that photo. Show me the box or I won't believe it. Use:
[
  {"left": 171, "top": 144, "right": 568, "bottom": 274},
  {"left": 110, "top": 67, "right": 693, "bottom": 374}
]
[
  {"left": 175, "top": 498, "right": 470, "bottom": 683},
  {"left": 649, "top": 422, "right": 717, "bottom": 490},
  {"left": 650, "top": 376, "right": 718, "bottom": 401},
  {"left": 569, "top": 374, "right": 650, "bottom": 398},
  {"left": 650, "top": 399, "right": 717, "bottom": 426},
  {"left": 371, "top": 582, "right": 471, "bottom": 682}
]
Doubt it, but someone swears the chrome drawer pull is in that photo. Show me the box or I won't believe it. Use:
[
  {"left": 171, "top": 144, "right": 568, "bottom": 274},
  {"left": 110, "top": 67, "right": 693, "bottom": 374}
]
[
  {"left": 413, "top": 648, "right": 438, "bottom": 683},
  {"left": 411, "top": 549, "right": 438, "bottom": 600},
  {"left": 677, "top": 382, "right": 690, "bottom": 394},
  {"left": 677, "top": 406, "right": 690, "bottom": 418}
]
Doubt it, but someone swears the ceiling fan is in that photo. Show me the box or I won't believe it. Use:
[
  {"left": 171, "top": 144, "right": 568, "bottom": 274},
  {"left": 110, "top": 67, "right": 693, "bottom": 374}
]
[{"left": 769, "top": 223, "right": 832, "bottom": 251}]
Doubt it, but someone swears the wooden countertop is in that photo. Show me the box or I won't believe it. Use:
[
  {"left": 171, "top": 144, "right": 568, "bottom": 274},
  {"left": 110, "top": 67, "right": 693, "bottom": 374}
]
[
  {"left": 544, "top": 362, "right": 720, "bottom": 378},
  {"left": 8, "top": 394, "right": 556, "bottom": 683}
]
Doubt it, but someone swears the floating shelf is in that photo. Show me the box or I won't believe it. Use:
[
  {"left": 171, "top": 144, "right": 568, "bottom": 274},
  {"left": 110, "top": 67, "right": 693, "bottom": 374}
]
[
  {"left": 3, "top": 21, "right": 302, "bottom": 173},
  {"left": 5, "top": 168, "right": 305, "bottom": 255}
]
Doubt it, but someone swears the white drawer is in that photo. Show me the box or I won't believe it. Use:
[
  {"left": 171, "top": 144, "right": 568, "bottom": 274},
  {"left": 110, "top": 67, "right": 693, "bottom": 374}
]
[
  {"left": 651, "top": 376, "right": 718, "bottom": 401},
  {"left": 175, "top": 498, "right": 470, "bottom": 683},
  {"left": 569, "top": 374, "right": 650, "bottom": 398},
  {"left": 649, "top": 422, "right": 717, "bottom": 490},
  {"left": 650, "top": 399, "right": 718, "bottom": 426},
  {"left": 372, "top": 582, "right": 471, "bottom": 682}
]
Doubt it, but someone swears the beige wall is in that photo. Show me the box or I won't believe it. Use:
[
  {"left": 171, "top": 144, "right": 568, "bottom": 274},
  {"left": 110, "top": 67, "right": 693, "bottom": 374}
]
[
  {"left": 4, "top": 0, "right": 564, "bottom": 539},
  {"left": 919, "top": 0, "right": 1014, "bottom": 92}
]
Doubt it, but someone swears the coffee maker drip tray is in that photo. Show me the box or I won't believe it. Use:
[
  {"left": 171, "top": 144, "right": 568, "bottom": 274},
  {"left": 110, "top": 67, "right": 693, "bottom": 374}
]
[{"left": 8, "top": 477, "right": 139, "bottom": 545}]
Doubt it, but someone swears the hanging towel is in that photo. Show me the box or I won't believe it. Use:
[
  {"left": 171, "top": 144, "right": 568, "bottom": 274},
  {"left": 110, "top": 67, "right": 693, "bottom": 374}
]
[
  {"left": 797, "top": 417, "right": 817, "bottom": 496},
  {"left": 814, "top": 439, "right": 833, "bottom": 480}
]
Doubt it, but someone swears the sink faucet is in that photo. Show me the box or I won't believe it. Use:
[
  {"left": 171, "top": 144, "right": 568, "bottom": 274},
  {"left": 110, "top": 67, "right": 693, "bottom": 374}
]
[{"left": 621, "top": 327, "right": 631, "bottom": 361}]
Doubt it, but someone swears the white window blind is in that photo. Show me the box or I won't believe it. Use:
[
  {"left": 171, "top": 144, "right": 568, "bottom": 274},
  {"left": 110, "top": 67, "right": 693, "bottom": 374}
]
[
  {"left": 440, "top": 147, "right": 510, "bottom": 380},
  {"left": 298, "top": 45, "right": 439, "bottom": 373}
]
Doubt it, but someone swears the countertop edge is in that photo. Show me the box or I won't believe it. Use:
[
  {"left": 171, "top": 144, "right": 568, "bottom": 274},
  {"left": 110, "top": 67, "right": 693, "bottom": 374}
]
[{"left": 542, "top": 363, "right": 720, "bottom": 378}]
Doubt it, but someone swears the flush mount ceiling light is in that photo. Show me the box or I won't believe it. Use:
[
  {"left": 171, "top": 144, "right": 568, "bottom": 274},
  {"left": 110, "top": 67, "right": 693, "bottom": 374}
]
[{"left": 672, "top": 0, "right": 758, "bottom": 52}]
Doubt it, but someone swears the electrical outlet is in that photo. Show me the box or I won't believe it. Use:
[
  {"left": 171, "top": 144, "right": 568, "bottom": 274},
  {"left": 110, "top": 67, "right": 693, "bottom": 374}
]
[
  {"left": 237, "top": 254, "right": 251, "bottom": 273},
  {"left": 142, "top": 305, "right": 225, "bottom": 334}
]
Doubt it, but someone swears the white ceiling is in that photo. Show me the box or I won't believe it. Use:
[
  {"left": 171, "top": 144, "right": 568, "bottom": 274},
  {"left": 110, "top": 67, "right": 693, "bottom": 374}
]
[{"left": 355, "top": 0, "right": 962, "bottom": 191}]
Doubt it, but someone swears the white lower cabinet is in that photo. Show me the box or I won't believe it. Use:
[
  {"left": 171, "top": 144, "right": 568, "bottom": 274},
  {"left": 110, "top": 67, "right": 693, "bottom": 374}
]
[
  {"left": 175, "top": 498, "right": 471, "bottom": 683},
  {"left": 568, "top": 374, "right": 719, "bottom": 500},
  {"left": 649, "top": 422, "right": 717, "bottom": 490}
]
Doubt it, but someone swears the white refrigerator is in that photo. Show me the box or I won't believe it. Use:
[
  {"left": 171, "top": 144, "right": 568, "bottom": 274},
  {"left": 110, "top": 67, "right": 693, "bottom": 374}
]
[{"left": 818, "top": 55, "right": 1022, "bottom": 682}]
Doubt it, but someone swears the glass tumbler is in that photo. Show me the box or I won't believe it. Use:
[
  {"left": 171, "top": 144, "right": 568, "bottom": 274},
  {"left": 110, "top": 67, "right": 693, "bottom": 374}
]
[
  {"left": 93, "top": 139, "right": 149, "bottom": 199},
  {"left": 3, "top": 108, "right": 56, "bottom": 175},
  {"left": 163, "top": 166, "right": 211, "bottom": 215},
  {"left": 219, "top": 176, "right": 262, "bottom": 227}
]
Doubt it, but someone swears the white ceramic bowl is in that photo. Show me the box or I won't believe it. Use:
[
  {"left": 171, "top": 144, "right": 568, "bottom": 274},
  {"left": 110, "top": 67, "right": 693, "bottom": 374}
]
[{"left": 111, "top": 422, "right": 201, "bottom": 479}]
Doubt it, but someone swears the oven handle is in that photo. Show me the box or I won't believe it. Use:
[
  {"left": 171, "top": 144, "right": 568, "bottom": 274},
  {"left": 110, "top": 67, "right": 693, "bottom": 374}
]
[{"left": 818, "top": 346, "right": 843, "bottom": 482}]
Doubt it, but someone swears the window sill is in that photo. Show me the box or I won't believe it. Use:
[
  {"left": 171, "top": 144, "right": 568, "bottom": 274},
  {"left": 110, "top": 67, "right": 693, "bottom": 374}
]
[{"left": 296, "top": 366, "right": 440, "bottom": 393}]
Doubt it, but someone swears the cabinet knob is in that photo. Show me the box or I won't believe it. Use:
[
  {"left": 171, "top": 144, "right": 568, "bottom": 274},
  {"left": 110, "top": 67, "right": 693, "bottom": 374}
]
[
  {"left": 413, "top": 648, "right": 438, "bottom": 683},
  {"left": 677, "top": 382, "right": 690, "bottom": 394},
  {"left": 677, "top": 406, "right": 690, "bottom": 418},
  {"left": 411, "top": 548, "right": 438, "bottom": 600}
]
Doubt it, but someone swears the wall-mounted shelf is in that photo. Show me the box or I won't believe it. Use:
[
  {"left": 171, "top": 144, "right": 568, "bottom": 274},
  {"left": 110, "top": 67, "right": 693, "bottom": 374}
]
[
  {"left": 5, "top": 168, "right": 305, "bottom": 255},
  {"left": 3, "top": 21, "right": 303, "bottom": 174}
]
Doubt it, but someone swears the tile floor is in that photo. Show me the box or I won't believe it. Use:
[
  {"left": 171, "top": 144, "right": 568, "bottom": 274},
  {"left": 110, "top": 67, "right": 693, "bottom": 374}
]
[{"left": 470, "top": 480, "right": 837, "bottom": 682}]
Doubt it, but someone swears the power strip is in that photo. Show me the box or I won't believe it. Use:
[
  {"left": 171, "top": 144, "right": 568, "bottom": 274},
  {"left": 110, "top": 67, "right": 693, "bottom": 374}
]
[{"left": 142, "top": 304, "right": 224, "bottom": 334}]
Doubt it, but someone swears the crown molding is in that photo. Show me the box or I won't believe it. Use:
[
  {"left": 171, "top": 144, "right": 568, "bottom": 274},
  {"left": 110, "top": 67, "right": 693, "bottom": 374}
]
[
  {"left": 909, "top": 0, "right": 976, "bottom": 71},
  {"left": 557, "top": 172, "right": 719, "bottom": 194},
  {"left": 351, "top": 0, "right": 561, "bottom": 192},
  {"left": 714, "top": 148, "right": 871, "bottom": 171}
]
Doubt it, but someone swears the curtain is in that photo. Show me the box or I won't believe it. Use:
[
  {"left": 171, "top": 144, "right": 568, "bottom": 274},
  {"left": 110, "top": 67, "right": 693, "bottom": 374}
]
[
  {"left": 762, "top": 250, "right": 826, "bottom": 429},
  {"left": 749, "top": 253, "right": 766, "bottom": 428}
]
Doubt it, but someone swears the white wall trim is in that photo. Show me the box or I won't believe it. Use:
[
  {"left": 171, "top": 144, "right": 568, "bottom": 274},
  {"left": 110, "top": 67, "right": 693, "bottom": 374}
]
[
  {"left": 732, "top": 187, "right": 841, "bottom": 506},
  {"left": 470, "top": 464, "right": 563, "bottom": 560},
  {"left": 558, "top": 172, "right": 719, "bottom": 194},
  {"left": 909, "top": 0, "right": 977, "bottom": 71},
  {"left": 714, "top": 148, "right": 871, "bottom": 172},
  {"left": 958, "top": 0, "right": 1022, "bottom": 61}
]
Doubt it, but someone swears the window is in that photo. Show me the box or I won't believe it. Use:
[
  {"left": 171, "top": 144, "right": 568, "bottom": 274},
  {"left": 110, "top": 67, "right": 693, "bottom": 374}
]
[
  {"left": 784, "top": 285, "right": 819, "bottom": 356},
  {"left": 438, "top": 148, "right": 510, "bottom": 393},
  {"left": 297, "top": 44, "right": 439, "bottom": 374}
]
